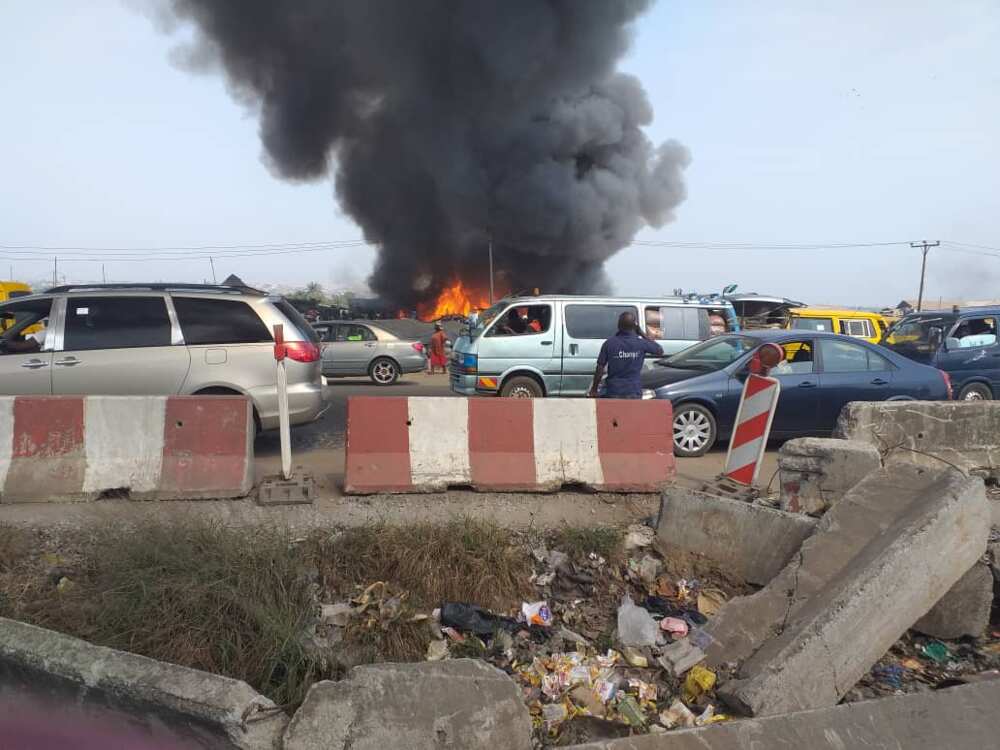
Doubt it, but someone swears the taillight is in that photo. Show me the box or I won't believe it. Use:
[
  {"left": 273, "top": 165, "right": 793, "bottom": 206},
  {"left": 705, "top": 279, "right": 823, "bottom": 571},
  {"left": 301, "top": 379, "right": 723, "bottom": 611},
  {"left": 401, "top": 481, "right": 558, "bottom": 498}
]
[
  {"left": 412, "top": 342, "right": 424, "bottom": 353},
  {"left": 283, "top": 341, "right": 321, "bottom": 363},
  {"left": 940, "top": 370, "right": 953, "bottom": 400}
]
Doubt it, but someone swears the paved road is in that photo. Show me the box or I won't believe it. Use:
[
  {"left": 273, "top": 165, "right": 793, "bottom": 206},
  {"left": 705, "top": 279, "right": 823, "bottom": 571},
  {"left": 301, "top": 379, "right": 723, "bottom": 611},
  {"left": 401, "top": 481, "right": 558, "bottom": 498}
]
[{"left": 255, "top": 373, "right": 779, "bottom": 498}]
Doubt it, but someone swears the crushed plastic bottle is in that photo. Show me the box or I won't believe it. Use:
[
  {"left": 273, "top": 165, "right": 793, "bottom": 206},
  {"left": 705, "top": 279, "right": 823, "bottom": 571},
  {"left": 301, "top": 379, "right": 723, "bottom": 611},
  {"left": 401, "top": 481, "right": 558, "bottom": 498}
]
[{"left": 617, "top": 595, "right": 660, "bottom": 647}]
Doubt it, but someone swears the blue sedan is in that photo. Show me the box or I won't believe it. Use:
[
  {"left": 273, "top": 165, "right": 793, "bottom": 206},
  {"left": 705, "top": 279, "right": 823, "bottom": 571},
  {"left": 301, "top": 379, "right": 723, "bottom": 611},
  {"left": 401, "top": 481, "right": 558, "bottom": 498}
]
[{"left": 641, "top": 331, "right": 951, "bottom": 457}]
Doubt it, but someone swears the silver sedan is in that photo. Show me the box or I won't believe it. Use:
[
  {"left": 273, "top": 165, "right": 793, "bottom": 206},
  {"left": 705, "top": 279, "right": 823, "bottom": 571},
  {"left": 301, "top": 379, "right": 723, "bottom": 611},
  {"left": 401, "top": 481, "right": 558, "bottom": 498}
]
[{"left": 314, "top": 320, "right": 426, "bottom": 385}]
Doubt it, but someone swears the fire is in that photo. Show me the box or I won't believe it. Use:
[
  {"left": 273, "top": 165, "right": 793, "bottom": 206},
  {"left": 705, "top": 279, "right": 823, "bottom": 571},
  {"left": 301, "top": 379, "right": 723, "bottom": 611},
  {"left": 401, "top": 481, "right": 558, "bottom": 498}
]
[{"left": 417, "top": 279, "right": 492, "bottom": 321}]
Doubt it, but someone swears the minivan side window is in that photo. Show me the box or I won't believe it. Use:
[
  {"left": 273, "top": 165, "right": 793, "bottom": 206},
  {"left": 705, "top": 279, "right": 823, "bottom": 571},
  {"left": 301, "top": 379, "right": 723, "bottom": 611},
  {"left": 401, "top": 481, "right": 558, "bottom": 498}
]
[
  {"left": 647, "top": 306, "right": 709, "bottom": 340},
  {"left": 487, "top": 304, "right": 552, "bottom": 337},
  {"left": 948, "top": 317, "right": 998, "bottom": 349},
  {"left": 64, "top": 297, "right": 171, "bottom": 351},
  {"left": 840, "top": 319, "right": 874, "bottom": 339},
  {"left": 173, "top": 297, "right": 272, "bottom": 345},
  {"left": 791, "top": 317, "right": 834, "bottom": 333},
  {"left": 565, "top": 305, "right": 635, "bottom": 339}
]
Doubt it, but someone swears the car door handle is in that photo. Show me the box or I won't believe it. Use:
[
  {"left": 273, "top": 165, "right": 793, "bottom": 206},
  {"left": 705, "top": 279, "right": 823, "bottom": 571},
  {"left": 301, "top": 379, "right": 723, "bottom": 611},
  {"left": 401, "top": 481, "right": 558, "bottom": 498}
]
[
  {"left": 54, "top": 357, "right": 81, "bottom": 367},
  {"left": 20, "top": 359, "right": 48, "bottom": 370},
  {"left": 569, "top": 343, "right": 579, "bottom": 355},
  {"left": 871, "top": 378, "right": 889, "bottom": 385},
  {"left": 364, "top": 343, "right": 375, "bottom": 348},
  {"left": 797, "top": 381, "right": 817, "bottom": 388},
  {"left": 540, "top": 340, "right": 553, "bottom": 346}
]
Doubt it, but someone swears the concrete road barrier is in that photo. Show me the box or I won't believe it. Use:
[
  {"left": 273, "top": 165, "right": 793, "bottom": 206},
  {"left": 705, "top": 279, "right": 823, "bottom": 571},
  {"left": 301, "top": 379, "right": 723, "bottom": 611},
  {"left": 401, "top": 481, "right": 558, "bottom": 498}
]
[
  {"left": 0, "top": 395, "right": 254, "bottom": 503},
  {"left": 836, "top": 401, "right": 1000, "bottom": 479},
  {"left": 344, "top": 396, "right": 674, "bottom": 493},
  {"left": 0, "top": 617, "right": 287, "bottom": 750}
]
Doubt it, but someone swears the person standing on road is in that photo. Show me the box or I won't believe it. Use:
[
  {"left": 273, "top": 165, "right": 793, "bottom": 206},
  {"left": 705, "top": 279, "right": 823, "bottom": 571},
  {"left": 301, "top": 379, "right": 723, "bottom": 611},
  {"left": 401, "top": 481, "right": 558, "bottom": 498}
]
[
  {"left": 587, "top": 311, "right": 663, "bottom": 399},
  {"left": 428, "top": 323, "right": 448, "bottom": 375}
]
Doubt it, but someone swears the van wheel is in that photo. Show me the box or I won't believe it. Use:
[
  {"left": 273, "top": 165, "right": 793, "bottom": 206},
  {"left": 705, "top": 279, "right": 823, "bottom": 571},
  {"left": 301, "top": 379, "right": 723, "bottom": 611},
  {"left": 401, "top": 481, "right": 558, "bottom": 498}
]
[
  {"left": 959, "top": 382, "right": 992, "bottom": 401},
  {"left": 500, "top": 376, "right": 543, "bottom": 398},
  {"left": 672, "top": 403, "right": 717, "bottom": 457},
  {"left": 370, "top": 357, "right": 399, "bottom": 385}
]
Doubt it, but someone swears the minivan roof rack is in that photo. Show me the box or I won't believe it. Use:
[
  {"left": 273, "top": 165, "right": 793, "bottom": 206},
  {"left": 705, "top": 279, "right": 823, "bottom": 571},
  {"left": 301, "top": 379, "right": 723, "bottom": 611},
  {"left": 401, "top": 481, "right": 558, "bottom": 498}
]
[{"left": 44, "top": 282, "right": 267, "bottom": 296}]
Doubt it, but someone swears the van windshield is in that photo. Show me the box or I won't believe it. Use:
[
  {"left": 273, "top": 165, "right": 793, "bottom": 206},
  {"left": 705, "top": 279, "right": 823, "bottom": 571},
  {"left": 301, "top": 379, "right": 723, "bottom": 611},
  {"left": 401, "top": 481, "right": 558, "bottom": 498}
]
[
  {"left": 882, "top": 315, "right": 955, "bottom": 363},
  {"left": 656, "top": 335, "right": 758, "bottom": 371},
  {"left": 470, "top": 301, "right": 508, "bottom": 338}
]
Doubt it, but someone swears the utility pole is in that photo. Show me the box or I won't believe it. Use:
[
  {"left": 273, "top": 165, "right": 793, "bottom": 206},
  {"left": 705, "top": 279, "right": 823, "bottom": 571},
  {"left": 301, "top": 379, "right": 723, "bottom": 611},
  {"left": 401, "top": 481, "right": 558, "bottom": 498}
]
[
  {"left": 102, "top": 264, "right": 107, "bottom": 283},
  {"left": 209, "top": 257, "right": 217, "bottom": 284},
  {"left": 53, "top": 257, "right": 58, "bottom": 287},
  {"left": 911, "top": 240, "right": 940, "bottom": 311},
  {"left": 488, "top": 238, "right": 494, "bottom": 304}
]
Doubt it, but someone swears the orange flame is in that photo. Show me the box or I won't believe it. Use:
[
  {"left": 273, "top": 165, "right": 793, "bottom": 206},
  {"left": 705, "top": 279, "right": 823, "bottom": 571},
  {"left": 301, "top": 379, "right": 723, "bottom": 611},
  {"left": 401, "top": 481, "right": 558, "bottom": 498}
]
[{"left": 416, "top": 279, "right": 492, "bottom": 321}]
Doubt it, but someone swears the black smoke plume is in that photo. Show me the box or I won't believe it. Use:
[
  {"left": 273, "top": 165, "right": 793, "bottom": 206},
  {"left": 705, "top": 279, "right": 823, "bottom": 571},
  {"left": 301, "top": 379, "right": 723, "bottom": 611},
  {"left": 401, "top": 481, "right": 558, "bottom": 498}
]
[{"left": 156, "top": 0, "right": 690, "bottom": 306}]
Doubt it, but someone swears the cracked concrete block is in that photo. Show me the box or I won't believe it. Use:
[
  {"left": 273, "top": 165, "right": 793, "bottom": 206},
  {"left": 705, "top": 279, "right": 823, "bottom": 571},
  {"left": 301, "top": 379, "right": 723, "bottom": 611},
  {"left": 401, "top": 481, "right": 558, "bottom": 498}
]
[
  {"left": 0, "top": 617, "right": 286, "bottom": 749},
  {"left": 835, "top": 401, "right": 1000, "bottom": 480},
  {"left": 708, "top": 465, "right": 989, "bottom": 717},
  {"left": 778, "top": 437, "right": 881, "bottom": 515},
  {"left": 566, "top": 679, "right": 1000, "bottom": 750},
  {"left": 913, "top": 562, "right": 993, "bottom": 639},
  {"left": 283, "top": 659, "right": 532, "bottom": 750},
  {"left": 656, "top": 487, "right": 817, "bottom": 586}
]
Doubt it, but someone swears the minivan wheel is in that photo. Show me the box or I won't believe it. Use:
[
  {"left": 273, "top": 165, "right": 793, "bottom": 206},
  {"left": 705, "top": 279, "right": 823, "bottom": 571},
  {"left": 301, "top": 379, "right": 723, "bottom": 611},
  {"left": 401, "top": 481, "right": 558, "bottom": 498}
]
[
  {"left": 959, "top": 382, "right": 992, "bottom": 401},
  {"left": 370, "top": 357, "right": 399, "bottom": 385},
  {"left": 672, "top": 403, "right": 717, "bottom": 457},
  {"left": 500, "top": 376, "right": 543, "bottom": 398}
]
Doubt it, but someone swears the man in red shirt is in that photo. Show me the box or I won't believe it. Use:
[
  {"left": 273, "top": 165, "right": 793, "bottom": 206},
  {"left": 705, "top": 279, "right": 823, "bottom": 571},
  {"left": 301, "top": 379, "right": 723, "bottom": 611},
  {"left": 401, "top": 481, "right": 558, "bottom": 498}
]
[{"left": 428, "top": 323, "right": 448, "bottom": 374}]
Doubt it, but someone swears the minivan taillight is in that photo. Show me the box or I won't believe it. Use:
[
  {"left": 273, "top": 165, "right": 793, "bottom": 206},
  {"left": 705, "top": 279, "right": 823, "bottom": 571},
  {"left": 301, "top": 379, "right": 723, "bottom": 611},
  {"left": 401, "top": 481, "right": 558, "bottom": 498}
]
[
  {"left": 939, "top": 370, "right": 953, "bottom": 400},
  {"left": 283, "top": 341, "right": 321, "bottom": 363}
]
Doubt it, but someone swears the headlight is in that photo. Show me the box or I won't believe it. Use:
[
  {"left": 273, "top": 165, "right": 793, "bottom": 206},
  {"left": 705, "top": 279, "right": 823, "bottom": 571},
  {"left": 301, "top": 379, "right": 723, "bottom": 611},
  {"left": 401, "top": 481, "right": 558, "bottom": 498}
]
[{"left": 641, "top": 389, "right": 656, "bottom": 400}]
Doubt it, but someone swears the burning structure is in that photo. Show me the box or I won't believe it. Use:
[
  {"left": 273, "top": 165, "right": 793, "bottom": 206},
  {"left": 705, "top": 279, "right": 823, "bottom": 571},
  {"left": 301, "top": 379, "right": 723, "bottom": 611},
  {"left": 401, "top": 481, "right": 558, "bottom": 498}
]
[{"left": 155, "top": 0, "right": 690, "bottom": 316}]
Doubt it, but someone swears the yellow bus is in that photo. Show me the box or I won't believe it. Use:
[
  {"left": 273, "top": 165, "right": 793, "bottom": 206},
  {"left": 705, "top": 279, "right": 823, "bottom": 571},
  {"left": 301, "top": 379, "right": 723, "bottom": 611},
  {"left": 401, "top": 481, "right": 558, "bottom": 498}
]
[{"left": 0, "top": 282, "right": 43, "bottom": 333}]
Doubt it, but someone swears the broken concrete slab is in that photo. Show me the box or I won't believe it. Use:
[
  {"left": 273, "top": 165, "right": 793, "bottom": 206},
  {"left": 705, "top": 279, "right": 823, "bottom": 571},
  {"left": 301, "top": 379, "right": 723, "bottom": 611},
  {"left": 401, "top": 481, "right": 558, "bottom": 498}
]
[
  {"left": 778, "top": 437, "right": 881, "bottom": 515},
  {"left": 913, "top": 561, "right": 994, "bottom": 640},
  {"left": 836, "top": 401, "right": 1000, "bottom": 479},
  {"left": 565, "top": 679, "right": 1000, "bottom": 750},
  {"left": 0, "top": 617, "right": 287, "bottom": 749},
  {"left": 712, "top": 465, "right": 989, "bottom": 717},
  {"left": 282, "top": 659, "right": 532, "bottom": 750},
  {"left": 656, "top": 487, "right": 817, "bottom": 586}
]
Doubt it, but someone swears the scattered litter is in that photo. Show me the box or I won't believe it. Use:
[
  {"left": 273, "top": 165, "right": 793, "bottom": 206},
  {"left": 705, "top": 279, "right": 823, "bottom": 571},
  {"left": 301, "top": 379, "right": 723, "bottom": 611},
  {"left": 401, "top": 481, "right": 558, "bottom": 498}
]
[
  {"left": 522, "top": 601, "right": 554, "bottom": 627},
  {"left": 871, "top": 664, "right": 904, "bottom": 690},
  {"left": 624, "top": 524, "right": 655, "bottom": 550},
  {"left": 623, "top": 647, "right": 648, "bottom": 668},
  {"left": 695, "top": 704, "right": 728, "bottom": 726},
  {"left": 541, "top": 701, "right": 571, "bottom": 729},
  {"left": 426, "top": 639, "right": 449, "bottom": 661},
  {"left": 659, "top": 699, "right": 696, "bottom": 729},
  {"left": 659, "top": 616, "right": 689, "bottom": 639},
  {"left": 617, "top": 595, "right": 660, "bottom": 647},
  {"left": 442, "top": 627, "right": 465, "bottom": 642},
  {"left": 682, "top": 665, "right": 717, "bottom": 703},
  {"left": 628, "top": 678, "right": 657, "bottom": 702},
  {"left": 921, "top": 640, "right": 952, "bottom": 664},
  {"left": 570, "top": 685, "right": 606, "bottom": 718},
  {"left": 900, "top": 657, "right": 925, "bottom": 672},
  {"left": 56, "top": 576, "right": 74, "bottom": 593},
  {"left": 696, "top": 588, "right": 727, "bottom": 617},
  {"left": 637, "top": 555, "right": 663, "bottom": 587},
  {"left": 440, "top": 602, "right": 520, "bottom": 636},
  {"left": 653, "top": 576, "right": 677, "bottom": 598},
  {"left": 615, "top": 694, "right": 646, "bottom": 727}
]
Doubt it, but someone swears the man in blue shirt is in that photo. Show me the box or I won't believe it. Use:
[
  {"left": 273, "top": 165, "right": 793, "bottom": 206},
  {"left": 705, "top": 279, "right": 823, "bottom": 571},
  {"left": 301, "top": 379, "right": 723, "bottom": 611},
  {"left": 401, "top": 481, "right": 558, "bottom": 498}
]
[{"left": 588, "top": 311, "right": 664, "bottom": 398}]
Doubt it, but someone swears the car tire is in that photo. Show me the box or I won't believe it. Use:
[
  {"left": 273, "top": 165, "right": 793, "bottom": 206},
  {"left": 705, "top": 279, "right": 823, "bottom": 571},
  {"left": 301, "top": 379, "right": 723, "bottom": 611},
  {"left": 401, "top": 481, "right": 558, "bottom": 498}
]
[
  {"left": 500, "top": 375, "right": 543, "bottom": 398},
  {"left": 672, "top": 403, "right": 717, "bottom": 457},
  {"left": 958, "top": 382, "right": 992, "bottom": 401},
  {"left": 369, "top": 357, "right": 399, "bottom": 386}
]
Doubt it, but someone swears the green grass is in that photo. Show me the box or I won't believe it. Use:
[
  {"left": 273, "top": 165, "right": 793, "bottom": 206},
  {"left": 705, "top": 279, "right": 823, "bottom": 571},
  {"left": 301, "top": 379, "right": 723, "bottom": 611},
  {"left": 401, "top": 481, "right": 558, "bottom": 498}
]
[{"left": 547, "top": 526, "right": 622, "bottom": 563}]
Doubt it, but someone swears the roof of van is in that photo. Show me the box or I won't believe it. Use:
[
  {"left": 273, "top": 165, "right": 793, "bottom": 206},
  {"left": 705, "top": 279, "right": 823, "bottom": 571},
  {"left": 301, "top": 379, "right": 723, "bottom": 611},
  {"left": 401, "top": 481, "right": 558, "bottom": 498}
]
[{"left": 499, "top": 294, "right": 734, "bottom": 306}]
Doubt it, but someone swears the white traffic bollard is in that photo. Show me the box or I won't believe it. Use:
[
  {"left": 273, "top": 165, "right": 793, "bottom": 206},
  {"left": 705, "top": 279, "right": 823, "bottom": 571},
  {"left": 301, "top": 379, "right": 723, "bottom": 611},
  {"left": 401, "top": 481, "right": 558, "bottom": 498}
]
[{"left": 273, "top": 323, "right": 292, "bottom": 481}]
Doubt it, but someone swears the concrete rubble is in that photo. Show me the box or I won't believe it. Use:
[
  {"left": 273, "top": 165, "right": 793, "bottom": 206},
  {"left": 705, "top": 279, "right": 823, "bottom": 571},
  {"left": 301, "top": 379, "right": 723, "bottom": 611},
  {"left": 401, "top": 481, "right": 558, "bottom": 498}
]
[
  {"left": 778, "top": 437, "right": 881, "bottom": 515},
  {"left": 913, "top": 561, "right": 994, "bottom": 640},
  {"left": 565, "top": 678, "right": 1000, "bottom": 750},
  {"left": 710, "top": 465, "right": 990, "bottom": 716},
  {"left": 655, "top": 487, "right": 817, "bottom": 586},
  {"left": 836, "top": 400, "right": 1000, "bottom": 480},
  {"left": 282, "top": 659, "right": 532, "bottom": 750}
]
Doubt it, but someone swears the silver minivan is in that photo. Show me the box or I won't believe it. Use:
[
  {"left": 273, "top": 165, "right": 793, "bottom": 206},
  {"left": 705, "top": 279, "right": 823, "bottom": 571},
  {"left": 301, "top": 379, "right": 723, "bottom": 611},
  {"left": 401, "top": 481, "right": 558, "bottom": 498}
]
[
  {"left": 449, "top": 294, "right": 739, "bottom": 397},
  {"left": 0, "top": 283, "right": 324, "bottom": 430}
]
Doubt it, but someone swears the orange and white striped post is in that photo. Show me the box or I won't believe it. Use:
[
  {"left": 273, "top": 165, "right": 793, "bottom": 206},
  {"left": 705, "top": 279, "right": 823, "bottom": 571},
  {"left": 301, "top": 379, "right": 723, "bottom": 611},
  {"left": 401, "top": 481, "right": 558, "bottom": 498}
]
[{"left": 723, "top": 343, "right": 784, "bottom": 486}]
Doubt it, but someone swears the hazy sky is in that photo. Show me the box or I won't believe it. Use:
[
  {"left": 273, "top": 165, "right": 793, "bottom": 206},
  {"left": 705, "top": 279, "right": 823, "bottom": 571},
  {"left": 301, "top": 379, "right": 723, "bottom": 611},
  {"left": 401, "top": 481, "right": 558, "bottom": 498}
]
[{"left": 2, "top": 1, "right": 998, "bottom": 305}]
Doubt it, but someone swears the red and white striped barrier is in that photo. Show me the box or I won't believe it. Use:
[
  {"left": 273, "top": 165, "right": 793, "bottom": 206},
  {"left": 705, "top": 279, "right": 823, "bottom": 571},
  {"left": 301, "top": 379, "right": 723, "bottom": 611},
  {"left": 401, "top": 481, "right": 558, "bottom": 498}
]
[
  {"left": 345, "top": 396, "right": 675, "bottom": 494},
  {"left": 0, "top": 396, "right": 254, "bottom": 503},
  {"left": 724, "top": 374, "right": 781, "bottom": 485}
]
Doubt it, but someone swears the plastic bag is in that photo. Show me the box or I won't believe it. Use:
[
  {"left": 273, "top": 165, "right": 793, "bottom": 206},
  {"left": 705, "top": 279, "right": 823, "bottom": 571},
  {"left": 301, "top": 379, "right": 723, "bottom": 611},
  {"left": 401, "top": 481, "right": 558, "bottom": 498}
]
[
  {"left": 660, "top": 616, "right": 689, "bottom": 639},
  {"left": 439, "top": 602, "right": 520, "bottom": 636},
  {"left": 682, "top": 665, "right": 717, "bottom": 702},
  {"left": 521, "top": 601, "right": 553, "bottom": 627},
  {"left": 617, "top": 595, "right": 660, "bottom": 647}
]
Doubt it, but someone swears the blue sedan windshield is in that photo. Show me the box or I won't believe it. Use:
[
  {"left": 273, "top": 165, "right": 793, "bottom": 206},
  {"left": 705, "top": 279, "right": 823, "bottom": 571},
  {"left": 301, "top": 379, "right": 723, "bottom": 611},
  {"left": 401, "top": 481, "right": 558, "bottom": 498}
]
[{"left": 659, "top": 335, "right": 758, "bottom": 371}]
